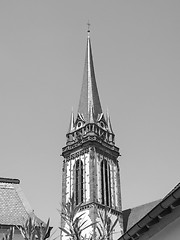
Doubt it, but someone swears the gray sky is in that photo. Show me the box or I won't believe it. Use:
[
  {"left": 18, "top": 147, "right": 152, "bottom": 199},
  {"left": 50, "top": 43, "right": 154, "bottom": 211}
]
[{"left": 0, "top": 0, "right": 180, "bottom": 233}]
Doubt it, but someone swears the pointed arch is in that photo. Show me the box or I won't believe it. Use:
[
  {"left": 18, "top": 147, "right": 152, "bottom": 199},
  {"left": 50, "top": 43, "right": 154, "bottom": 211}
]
[
  {"left": 74, "top": 159, "right": 83, "bottom": 205},
  {"left": 101, "top": 160, "right": 105, "bottom": 205},
  {"left": 101, "top": 159, "right": 111, "bottom": 207}
]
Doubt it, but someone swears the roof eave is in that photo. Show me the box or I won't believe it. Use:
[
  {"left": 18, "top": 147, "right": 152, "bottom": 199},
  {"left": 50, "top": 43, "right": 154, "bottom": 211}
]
[{"left": 119, "top": 183, "right": 180, "bottom": 240}]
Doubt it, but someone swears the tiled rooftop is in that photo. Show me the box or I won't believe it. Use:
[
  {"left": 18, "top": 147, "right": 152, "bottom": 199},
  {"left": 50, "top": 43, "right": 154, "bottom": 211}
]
[{"left": 0, "top": 178, "right": 42, "bottom": 226}]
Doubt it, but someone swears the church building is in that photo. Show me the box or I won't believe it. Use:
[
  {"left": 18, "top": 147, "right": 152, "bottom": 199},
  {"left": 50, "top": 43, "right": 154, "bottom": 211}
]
[
  {"left": 61, "top": 29, "right": 124, "bottom": 239},
  {"left": 60, "top": 29, "right": 180, "bottom": 240}
]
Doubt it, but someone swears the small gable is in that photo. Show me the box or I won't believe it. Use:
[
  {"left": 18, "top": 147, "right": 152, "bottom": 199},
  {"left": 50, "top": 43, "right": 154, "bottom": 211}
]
[{"left": 123, "top": 200, "right": 161, "bottom": 232}]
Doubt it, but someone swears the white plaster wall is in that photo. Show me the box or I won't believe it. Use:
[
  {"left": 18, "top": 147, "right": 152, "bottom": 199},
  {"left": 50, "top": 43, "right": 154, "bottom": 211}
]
[
  {"left": 69, "top": 159, "right": 73, "bottom": 200},
  {"left": 78, "top": 209, "right": 93, "bottom": 236},
  {"left": 84, "top": 153, "right": 90, "bottom": 202},
  {"left": 66, "top": 161, "right": 71, "bottom": 201},
  {"left": 111, "top": 214, "right": 124, "bottom": 240},
  {"left": 95, "top": 210, "right": 123, "bottom": 240},
  {"left": 110, "top": 162, "right": 115, "bottom": 208},
  {"left": 113, "top": 163, "right": 116, "bottom": 208},
  {"left": 61, "top": 208, "right": 93, "bottom": 240},
  {"left": 65, "top": 158, "right": 77, "bottom": 203},
  {"left": 114, "top": 165, "right": 118, "bottom": 208}
]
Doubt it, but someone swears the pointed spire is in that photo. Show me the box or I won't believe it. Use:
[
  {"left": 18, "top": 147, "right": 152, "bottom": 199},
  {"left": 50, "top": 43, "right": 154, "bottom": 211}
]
[
  {"left": 67, "top": 109, "right": 74, "bottom": 133},
  {"left": 89, "top": 104, "right": 94, "bottom": 123},
  {"left": 77, "top": 28, "right": 102, "bottom": 123}
]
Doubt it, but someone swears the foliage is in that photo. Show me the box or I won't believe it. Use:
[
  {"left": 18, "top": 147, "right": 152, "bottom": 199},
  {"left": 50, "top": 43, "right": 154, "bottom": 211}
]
[
  {"left": 59, "top": 198, "right": 120, "bottom": 240},
  {"left": 59, "top": 197, "right": 95, "bottom": 240},
  {"left": 96, "top": 207, "right": 119, "bottom": 240},
  {"left": 2, "top": 228, "right": 14, "bottom": 240},
  {"left": 19, "top": 217, "right": 50, "bottom": 240},
  {"left": 1, "top": 217, "right": 51, "bottom": 240}
]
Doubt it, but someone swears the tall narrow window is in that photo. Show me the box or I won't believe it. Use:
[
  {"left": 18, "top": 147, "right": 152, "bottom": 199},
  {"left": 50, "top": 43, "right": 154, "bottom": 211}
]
[
  {"left": 101, "top": 159, "right": 111, "bottom": 207},
  {"left": 101, "top": 161, "right": 104, "bottom": 205},
  {"left": 108, "top": 165, "right": 111, "bottom": 207},
  {"left": 104, "top": 160, "right": 109, "bottom": 206},
  {"left": 74, "top": 160, "right": 83, "bottom": 205}
]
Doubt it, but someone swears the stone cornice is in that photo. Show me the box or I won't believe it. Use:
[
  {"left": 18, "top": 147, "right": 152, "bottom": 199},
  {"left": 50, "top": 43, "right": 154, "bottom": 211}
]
[
  {"left": 79, "top": 201, "right": 122, "bottom": 216},
  {"left": 62, "top": 134, "right": 120, "bottom": 159}
]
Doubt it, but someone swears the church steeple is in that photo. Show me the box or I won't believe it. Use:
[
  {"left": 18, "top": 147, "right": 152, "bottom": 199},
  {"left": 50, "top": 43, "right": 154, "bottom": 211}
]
[
  {"left": 61, "top": 29, "right": 124, "bottom": 240},
  {"left": 77, "top": 30, "right": 102, "bottom": 123}
]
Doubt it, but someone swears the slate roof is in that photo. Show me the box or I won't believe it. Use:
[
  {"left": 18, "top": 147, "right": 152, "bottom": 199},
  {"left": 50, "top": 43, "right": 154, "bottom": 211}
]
[
  {"left": 120, "top": 182, "right": 180, "bottom": 240},
  {"left": 123, "top": 199, "right": 161, "bottom": 232},
  {"left": 0, "top": 177, "right": 43, "bottom": 226}
]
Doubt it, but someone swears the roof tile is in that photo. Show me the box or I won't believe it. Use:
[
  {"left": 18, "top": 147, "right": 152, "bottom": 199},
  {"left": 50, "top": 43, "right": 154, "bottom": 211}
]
[{"left": 0, "top": 178, "right": 42, "bottom": 226}]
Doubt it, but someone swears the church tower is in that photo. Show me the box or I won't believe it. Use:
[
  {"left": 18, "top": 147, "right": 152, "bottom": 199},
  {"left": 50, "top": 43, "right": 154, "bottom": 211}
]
[{"left": 61, "top": 29, "right": 124, "bottom": 239}]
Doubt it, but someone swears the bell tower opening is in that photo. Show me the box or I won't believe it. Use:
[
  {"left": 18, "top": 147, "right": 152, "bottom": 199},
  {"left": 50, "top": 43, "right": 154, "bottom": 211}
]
[
  {"left": 101, "top": 159, "right": 112, "bottom": 207},
  {"left": 74, "top": 159, "right": 83, "bottom": 205}
]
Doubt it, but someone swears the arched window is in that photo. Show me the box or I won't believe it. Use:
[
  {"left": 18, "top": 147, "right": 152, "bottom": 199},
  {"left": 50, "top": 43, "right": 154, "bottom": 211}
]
[
  {"left": 74, "top": 159, "right": 83, "bottom": 205},
  {"left": 101, "top": 161, "right": 105, "bottom": 205},
  {"left": 101, "top": 159, "right": 111, "bottom": 207}
]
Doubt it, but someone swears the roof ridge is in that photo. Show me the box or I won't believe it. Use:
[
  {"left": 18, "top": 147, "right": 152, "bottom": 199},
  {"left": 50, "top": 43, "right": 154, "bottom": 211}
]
[
  {"left": 14, "top": 184, "right": 33, "bottom": 215},
  {"left": 0, "top": 177, "right": 20, "bottom": 184},
  {"left": 124, "top": 199, "right": 162, "bottom": 211}
]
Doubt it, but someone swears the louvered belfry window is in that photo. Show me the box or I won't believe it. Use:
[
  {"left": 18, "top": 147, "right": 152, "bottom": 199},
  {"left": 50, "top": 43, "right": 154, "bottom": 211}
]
[
  {"left": 74, "top": 159, "right": 83, "bottom": 205},
  {"left": 101, "top": 159, "right": 111, "bottom": 207}
]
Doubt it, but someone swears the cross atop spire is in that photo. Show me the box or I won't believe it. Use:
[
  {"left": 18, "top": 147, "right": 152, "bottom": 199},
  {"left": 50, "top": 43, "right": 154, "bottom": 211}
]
[
  {"left": 77, "top": 30, "right": 102, "bottom": 123},
  {"left": 87, "top": 21, "right": 90, "bottom": 33}
]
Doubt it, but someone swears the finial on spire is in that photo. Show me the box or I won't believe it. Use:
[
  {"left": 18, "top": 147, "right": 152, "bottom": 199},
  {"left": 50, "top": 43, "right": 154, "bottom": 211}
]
[
  {"left": 106, "top": 108, "right": 114, "bottom": 134},
  {"left": 67, "top": 108, "right": 75, "bottom": 133},
  {"left": 87, "top": 21, "right": 90, "bottom": 36}
]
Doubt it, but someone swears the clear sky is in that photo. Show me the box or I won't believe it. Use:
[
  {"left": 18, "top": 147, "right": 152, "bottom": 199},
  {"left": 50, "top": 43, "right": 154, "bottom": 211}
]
[{"left": 0, "top": 0, "right": 180, "bottom": 234}]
